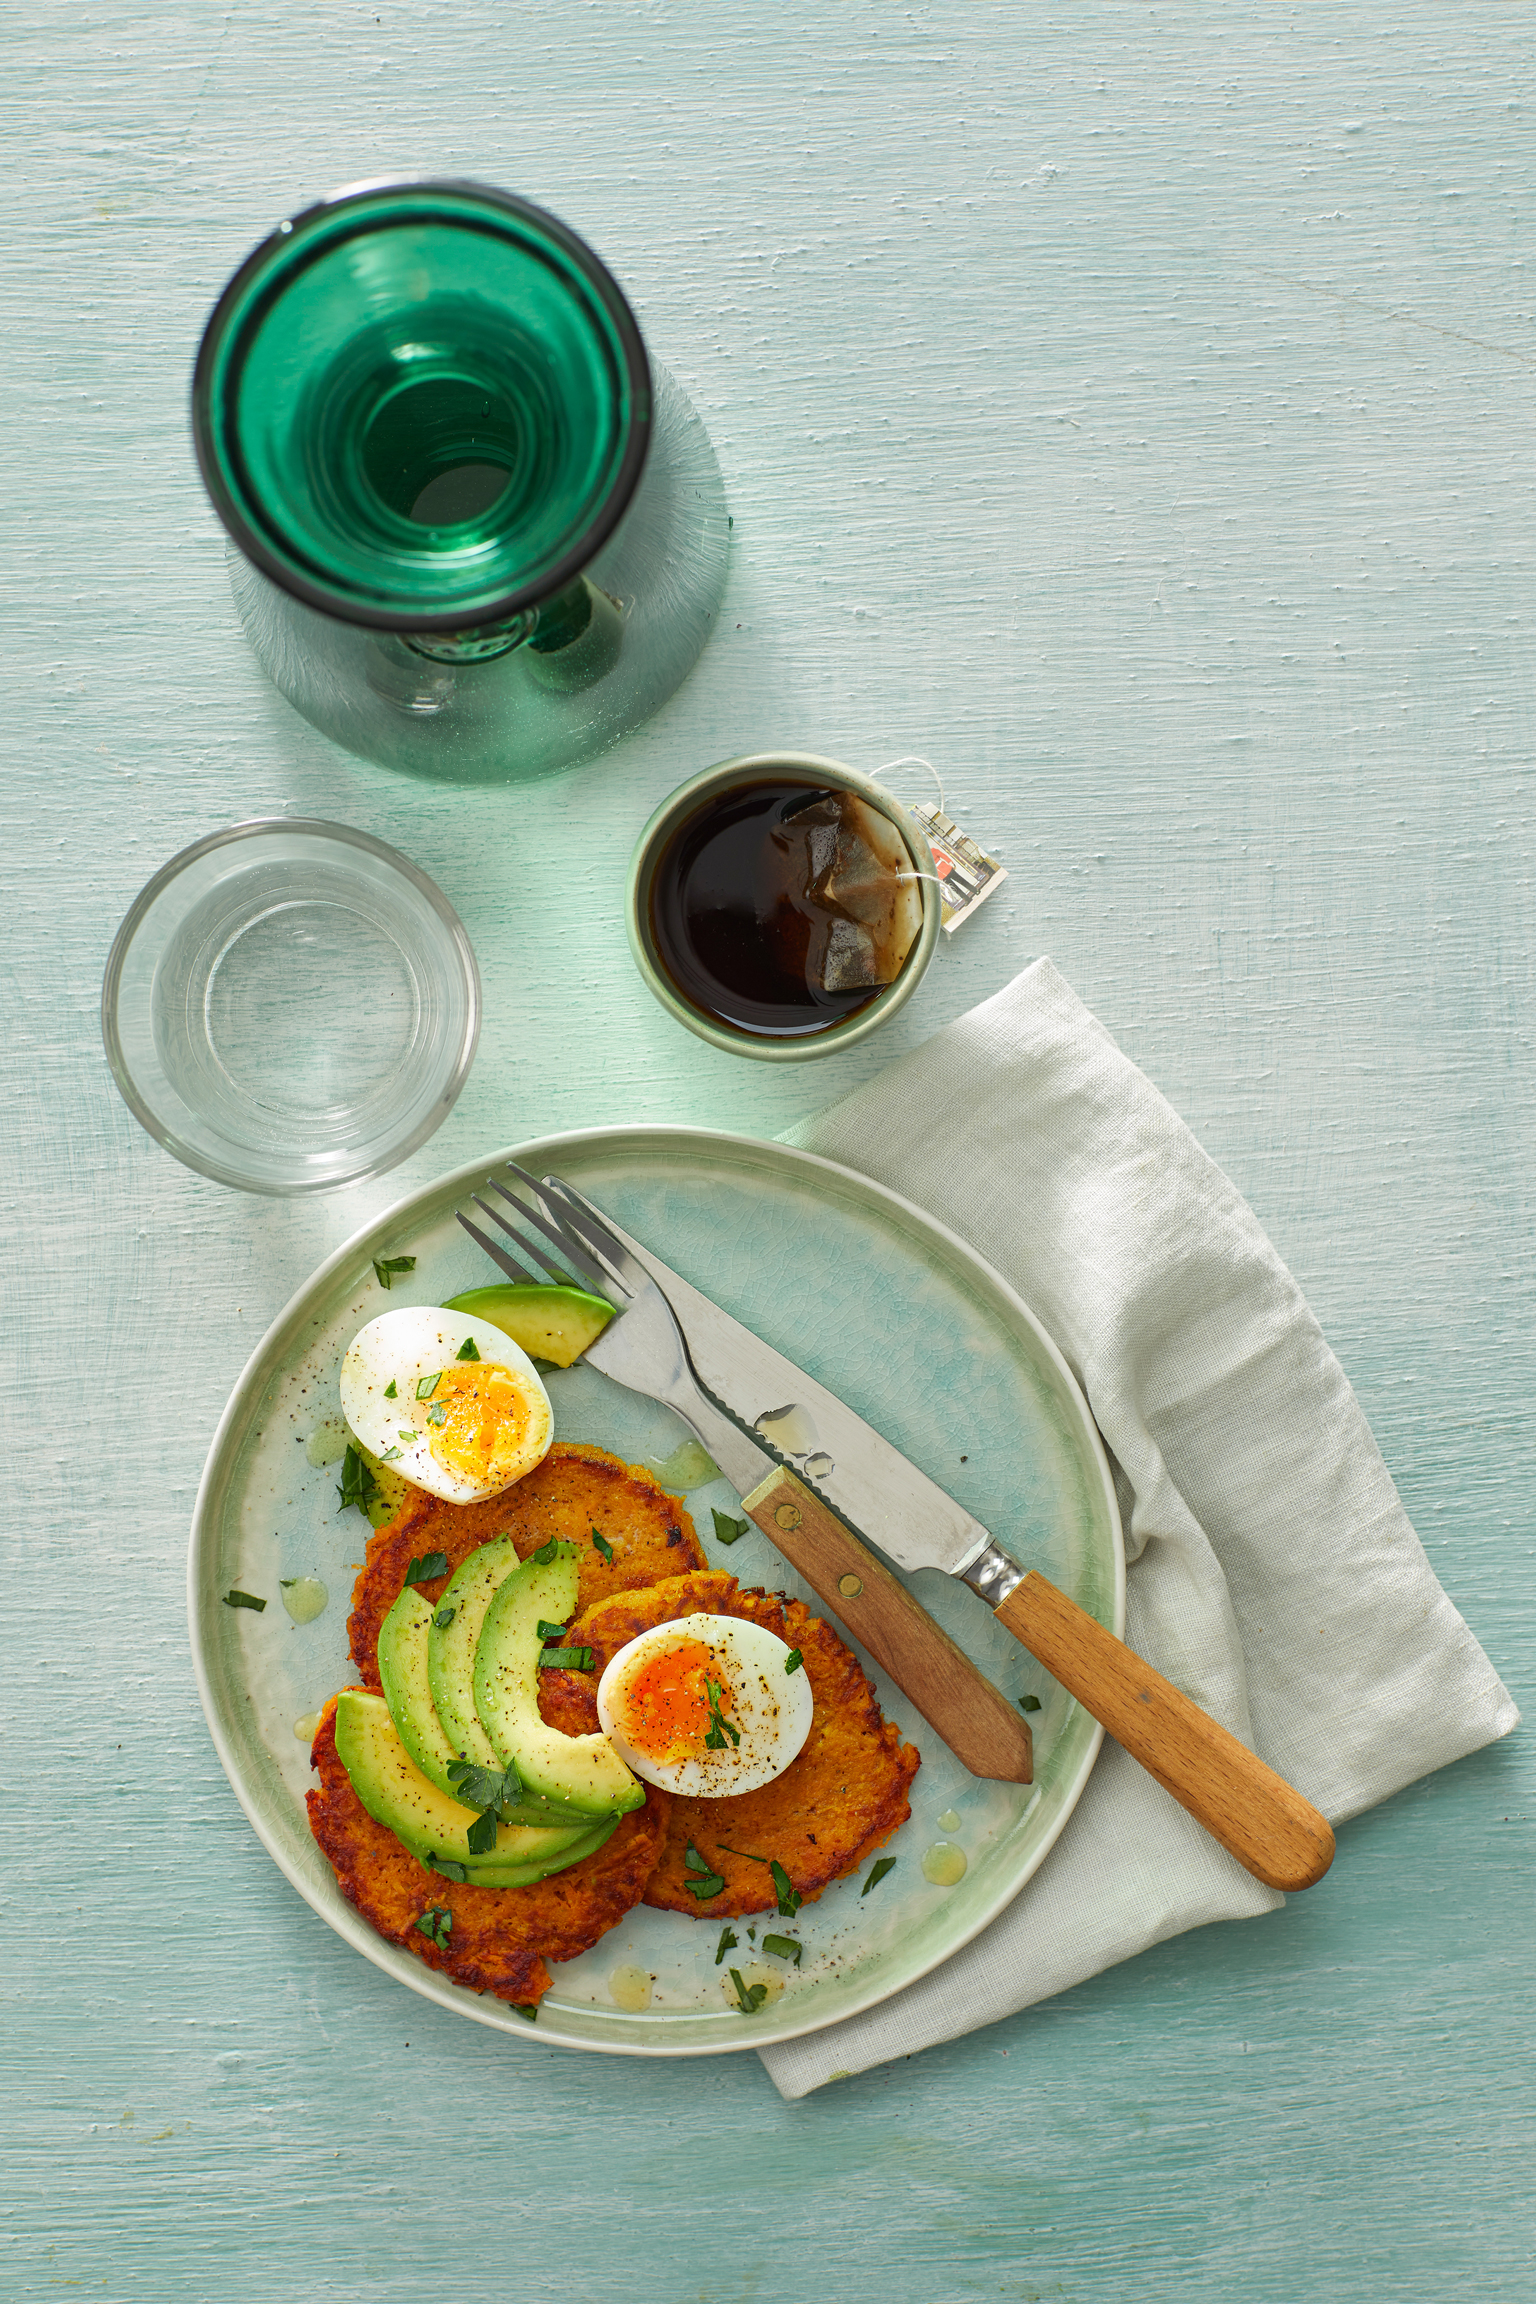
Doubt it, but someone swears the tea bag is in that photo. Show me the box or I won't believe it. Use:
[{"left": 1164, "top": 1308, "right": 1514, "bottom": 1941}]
[{"left": 780, "top": 792, "right": 924, "bottom": 993}]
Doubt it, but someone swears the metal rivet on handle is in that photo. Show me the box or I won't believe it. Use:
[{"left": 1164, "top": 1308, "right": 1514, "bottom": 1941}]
[
  {"left": 838, "top": 1573, "right": 863, "bottom": 1598},
  {"left": 774, "top": 1504, "right": 801, "bottom": 1531}
]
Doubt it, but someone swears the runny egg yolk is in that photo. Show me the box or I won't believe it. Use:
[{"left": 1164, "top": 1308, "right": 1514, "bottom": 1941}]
[
  {"left": 617, "top": 1638, "right": 735, "bottom": 1765},
  {"left": 422, "top": 1364, "right": 536, "bottom": 1489}
]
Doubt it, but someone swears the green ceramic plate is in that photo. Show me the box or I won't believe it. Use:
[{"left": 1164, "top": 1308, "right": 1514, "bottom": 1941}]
[{"left": 189, "top": 1127, "right": 1123, "bottom": 2057}]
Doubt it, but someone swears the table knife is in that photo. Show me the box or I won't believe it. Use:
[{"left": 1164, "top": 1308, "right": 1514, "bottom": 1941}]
[
  {"left": 463, "top": 1171, "right": 1334, "bottom": 1891},
  {"left": 568, "top": 1194, "right": 1336, "bottom": 1894}
]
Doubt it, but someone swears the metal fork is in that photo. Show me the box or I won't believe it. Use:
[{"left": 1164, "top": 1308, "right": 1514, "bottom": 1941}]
[{"left": 457, "top": 1162, "right": 768, "bottom": 1482}]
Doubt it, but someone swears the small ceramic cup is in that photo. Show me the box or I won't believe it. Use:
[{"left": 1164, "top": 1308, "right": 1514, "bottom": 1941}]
[{"left": 626, "top": 750, "right": 941, "bottom": 1061}]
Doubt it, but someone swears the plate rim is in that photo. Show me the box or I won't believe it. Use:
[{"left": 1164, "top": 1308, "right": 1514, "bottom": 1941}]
[{"left": 189, "top": 1123, "right": 1124, "bottom": 2057}]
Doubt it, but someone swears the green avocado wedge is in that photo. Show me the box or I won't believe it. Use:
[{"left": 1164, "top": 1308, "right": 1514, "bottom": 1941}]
[
  {"left": 473, "top": 1544, "right": 644, "bottom": 1818},
  {"left": 332, "top": 1690, "right": 606, "bottom": 1882},
  {"left": 426, "top": 1537, "right": 523, "bottom": 1773},
  {"left": 443, "top": 1283, "right": 615, "bottom": 1368},
  {"left": 378, "top": 1585, "right": 597, "bottom": 1830},
  {"left": 447, "top": 1813, "right": 618, "bottom": 1887}
]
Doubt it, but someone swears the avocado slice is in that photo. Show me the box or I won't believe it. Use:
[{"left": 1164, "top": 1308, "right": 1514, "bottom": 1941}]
[
  {"left": 426, "top": 1537, "right": 523, "bottom": 1774},
  {"left": 473, "top": 1543, "right": 644, "bottom": 1818},
  {"left": 443, "top": 1283, "right": 615, "bottom": 1369},
  {"left": 332, "top": 1690, "right": 603, "bottom": 1881},
  {"left": 378, "top": 1584, "right": 596, "bottom": 1830},
  {"left": 452, "top": 1813, "right": 617, "bottom": 1887}
]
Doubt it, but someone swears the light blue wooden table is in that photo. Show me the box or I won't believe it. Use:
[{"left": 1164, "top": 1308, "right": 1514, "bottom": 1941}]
[{"left": 9, "top": 7, "right": 1532, "bottom": 2298}]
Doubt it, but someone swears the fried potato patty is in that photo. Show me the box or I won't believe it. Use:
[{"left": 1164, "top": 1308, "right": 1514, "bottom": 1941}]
[
  {"left": 305, "top": 1695, "right": 670, "bottom": 2009},
  {"left": 346, "top": 1442, "right": 707, "bottom": 1687},
  {"left": 562, "top": 1571, "right": 921, "bottom": 1919}
]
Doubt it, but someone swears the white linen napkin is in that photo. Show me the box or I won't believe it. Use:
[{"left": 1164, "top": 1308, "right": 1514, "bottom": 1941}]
[{"left": 757, "top": 959, "right": 1517, "bottom": 2099}]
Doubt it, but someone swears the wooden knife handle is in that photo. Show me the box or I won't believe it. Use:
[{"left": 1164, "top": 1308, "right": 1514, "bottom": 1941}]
[
  {"left": 997, "top": 1571, "right": 1335, "bottom": 1891},
  {"left": 739, "top": 1466, "right": 1033, "bottom": 1784}
]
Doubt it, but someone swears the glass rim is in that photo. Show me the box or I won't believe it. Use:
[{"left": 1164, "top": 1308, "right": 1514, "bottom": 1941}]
[
  {"left": 101, "top": 816, "right": 483, "bottom": 1194},
  {"left": 191, "top": 177, "right": 653, "bottom": 635}
]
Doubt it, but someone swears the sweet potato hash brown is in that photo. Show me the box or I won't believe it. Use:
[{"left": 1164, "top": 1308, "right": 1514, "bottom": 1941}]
[
  {"left": 306, "top": 1697, "right": 670, "bottom": 2007},
  {"left": 346, "top": 1442, "right": 707, "bottom": 1688},
  {"left": 312, "top": 1458, "right": 920, "bottom": 2009},
  {"left": 556, "top": 1570, "right": 921, "bottom": 1919}
]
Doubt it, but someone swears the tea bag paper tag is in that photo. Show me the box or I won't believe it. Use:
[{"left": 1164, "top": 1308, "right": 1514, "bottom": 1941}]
[{"left": 911, "top": 802, "right": 1007, "bottom": 933}]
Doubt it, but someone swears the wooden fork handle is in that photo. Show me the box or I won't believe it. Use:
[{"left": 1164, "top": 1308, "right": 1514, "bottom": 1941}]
[
  {"left": 739, "top": 1467, "right": 1034, "bottom": 1784},
  {"left": 997, "top": 1570, "right": 1335, "bottom": 1892}
]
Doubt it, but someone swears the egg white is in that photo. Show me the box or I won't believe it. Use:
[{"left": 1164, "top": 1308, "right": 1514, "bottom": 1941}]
[
  {"left": 339, "top": 1305, "right": 553, "bottom": 1505},
  {"left": 595, "top": 1612, "right": 815, "bottom": 1798}
]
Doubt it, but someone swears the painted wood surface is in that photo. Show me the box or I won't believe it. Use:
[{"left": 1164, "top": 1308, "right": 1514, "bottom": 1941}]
[{"left": 6, "top": 5, "right": 1532, "bottom": 2299}]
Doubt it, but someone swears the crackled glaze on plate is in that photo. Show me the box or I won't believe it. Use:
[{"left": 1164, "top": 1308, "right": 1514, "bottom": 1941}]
[{"left": 189, "top": 1128, "right": 1123, "bottom": 2056}]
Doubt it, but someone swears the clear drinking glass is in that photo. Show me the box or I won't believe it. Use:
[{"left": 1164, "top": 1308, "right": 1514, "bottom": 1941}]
[
  {"left": 102, "top": 820, "right": 481, "bottom": 1193},
  {"left": 192, "top": 179, "right": 728, "bottom": 783}
]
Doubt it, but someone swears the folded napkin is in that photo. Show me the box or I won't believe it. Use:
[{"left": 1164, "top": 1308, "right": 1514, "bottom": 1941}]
[{"left": 758, "top": 959, "right": 1517, "bottom": 2099}]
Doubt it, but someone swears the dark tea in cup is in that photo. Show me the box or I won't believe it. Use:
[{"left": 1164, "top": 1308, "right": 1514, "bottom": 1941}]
[{"left": 648, "top": 777, "right": 924, "bottom": 1040}]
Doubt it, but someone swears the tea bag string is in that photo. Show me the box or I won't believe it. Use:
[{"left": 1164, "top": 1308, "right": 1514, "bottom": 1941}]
[{"left": 870, "top": 755, "right": 947, "bottom": 887}]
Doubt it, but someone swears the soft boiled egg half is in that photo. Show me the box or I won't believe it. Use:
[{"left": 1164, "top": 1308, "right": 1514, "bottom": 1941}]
[
  {"left": 596, "top": 1613, "right": 815, "bottom": 1798},
  {"left": 340, "top": 1306, "right": 554, "bottom": 1506}
]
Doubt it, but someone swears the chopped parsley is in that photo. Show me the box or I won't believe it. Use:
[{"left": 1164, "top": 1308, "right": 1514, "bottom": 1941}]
[
  {"left": 536, "top": 1620, "right": 569, "bottom": 1642},
  {"left": 729, "top": 1968, "right": 768, "bottom": 2014},
  {"left": 379, "top": 1447, "right": 402, "bottom": 1463},
  {"left": 716, "top": 1846, "right": 800, "bottom": 1915},
  {"left": 456, "top": 1336, "right": 481, "bottom": 1361},
  {"left": 429, "top": 1856, "right": 468, "bottom": 1883},
  {"left": 714, "top": 1927, "right": 739, "bottom": 1965},
  {"left": 539, "top": 1646, "right": 594, "bottom": 1671},
  {"left": 373, "top": 1255, "right": 416, "bottom": 1290},
  {"left": 861, "top": 1857, "right": 897, "bottom": 1896},
  {"left": 223, "top": 1589, "right": 266, "bottom": 1612},
  {"left": 466, "top": 1808, "right": 498, "bottom": 1856},
  {"left": 426, "top": 1400, "right": 448, "bottom": 1427},
  {"left": 384, "top": 1379, "right": 398, "bottom": 1400},
  {"left": 531, "top": 1538, "right": 561, "bottom": 1566},
  {"left": 404, "top": 1551, "right": 449, "bottom": 1586},
  {"left": 591, "top": 1526, "right": 614, "bottom": 1564},
  {"left": 761, "top": 1934, "right": 802, "bottom": 1965},
  {"left": 432, "top": 1604, "right": 456, "bottom": 1630},
  {"left": 513, "top": 2003, "right": 538, "bottom": 2023},
  {"left": 703, "top": 1679, "right": 741, "bottom": 1751},
  {"left": 335, "top": 1444, "right": 378, "bottom": 1518},
  {"left": 784, "top": 1648, "right": 804, "bottom": 1675},
  {"left": 1018, "top": 1693, "right": 1042, "bottom": 1713},
  {"left": 415, "top": 1371, "right": 441, "bottom": 1401},
  {"left": 397, "top": 1429, "right": 417, "bottom": 1445},
  {"left": 711, "top": 1509, "right": 750, "bottom": 1547},
  {"left": 683, "top": 1843, "right": 726, "bottom": 1901},
  {"left": 416, "top": 1905, "right": 452, "bottom": 1948},
  {"left": 770, "top": 1860, "right": 802, "bottom": 1917},
  {"left": 446, "top": 1758, "right": 523, "bottom": 1813}
]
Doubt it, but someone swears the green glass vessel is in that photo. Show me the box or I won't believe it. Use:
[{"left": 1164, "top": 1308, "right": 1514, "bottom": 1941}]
[{"left": 193, "top": 179, "right": 728, "bottom": 782}]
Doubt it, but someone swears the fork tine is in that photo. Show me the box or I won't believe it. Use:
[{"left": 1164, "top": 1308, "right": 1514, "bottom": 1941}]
[
  {"left": 456, "top": 1209, "right": 540, "bottom": 1286},
  {"left": 498, "top": 1158, "right": 628, "bottom": 1277},
  {"left": 466, "top": 1191, "right": 592, "bottom": 1293},
  {"left": 483, "top": 1173, "right": 617, "bottom": 1296},
  {"left": 469, "top": 1194, "right": 567, "bottom": 1283},
  {"left": 537, "top": 1177, "right": 639, "bottom": 1289}
]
